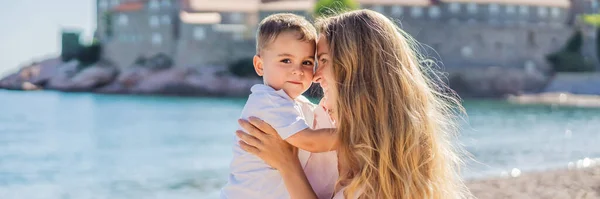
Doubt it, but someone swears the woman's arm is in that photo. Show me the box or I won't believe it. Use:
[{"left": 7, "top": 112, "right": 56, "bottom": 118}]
[{"left": 236, "top": 117, "right": 319, "bottom": 199}]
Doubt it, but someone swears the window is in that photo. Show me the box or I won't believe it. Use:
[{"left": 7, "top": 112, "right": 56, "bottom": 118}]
[
  {"left": 467, "top": 3, "right": 478, "bottom": 14},
  {"left": 428, "top": 6, "right": 441, "bottom": 19},
  {"left": 372, "top": 5, "right": 384, "bottom": 13},
  {"left": 194, "top": 27, "right": 206, "bottom": 40},
  {"left": 233, "top": 32, "right": 243, "bottom": 41},
  {"left": 411, "top": 7, "right": 423, "bottom": 18},
  {"left": 461, "top": 46, "right": 473, "bottom": 58},
  {"left": 527, "top": 31, "right": 536, "bottom": 47},
  {"left": 593, "top": 0, "right": 599, "bottom": 10},
  {"left": 449, "top": 3, "right": 460, "bottom": 14},
  {"left": 111, "top": 0, "right": 119, "bottom": 7},
  {"left": 150, "top": 16, "right": 160, "bottom": 28},
  {"left": 117, "top": 14, "right": 128, "bottom": 26},
  {"left": 489, "top": 18, "right": 499, "bottom": 26},
  {"left": 119, "top": 35, "right": 127, "bottom": 42},
  {"left": 519, "top": 5, "right": 529, "bottom": 15},
  {"left": 149, "top": 0, "right": 159, "bottom": 10},
  {"left": 467, "top": 18, "right": 477, "bottom": 24},
  {"left": 551, "top": 8, "right": 561, "bottom": 18},
  {"left": 392, "top": 5, "right": 403, "bottom": 16},
  {"left": 161, "top": 15, "right": 171, "bottom": 25},
  {"left": 99, "top": 0, "right": 108, "bottom": 10},
  {"left": 506, "top": 5, "right": 516, "bottom": 15},
  {"left": 151, "top": 33, "right": 162, "bottom": 45},
  {"left": 161, "top": 0, "right": 171, "bottom": 7},
  {"left": 538, "top": 7, "right": 548, "bottom": 18},
  {"left": 449, "top": 18, "right": 460, "bottom": 24},
  {"left": 489, "top": 4, "right": 500, "bottom": 15},
  {"left": 230, "top": 13, "right": 243, "bottom": 23},
  {"left": 524, "top": 60, "right": 536, "bottom": 74}
]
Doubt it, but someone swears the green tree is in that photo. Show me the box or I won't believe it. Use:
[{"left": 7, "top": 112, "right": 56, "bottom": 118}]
[
  {"left": 564, "top": 30, "right": 583, "bottom": 53},
  {"left": 597, "top": 28, "right": 600, "bottom": 64},
  {"left": 582, "top": 14, "right": 600, "bottom": 64},
  {"left": 546, "top": 30, "right": 595, "bottom": 72},
  {"left": 228, "top": 57, "right": 260, "bottom": 78},
  {"left": 582, "top": 14, "right": 600, "bottom": 27},
  {"left": 102, "top": 11, "right": 114, "bottom": 38},
  {"left": 314, "top": 0, "right": 358, "bottom": 17},
  {"left": 61, "top": 31, "right": 82, "bottom": 62}
]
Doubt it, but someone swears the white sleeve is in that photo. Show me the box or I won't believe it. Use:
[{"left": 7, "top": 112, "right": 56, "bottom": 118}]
[{"left": 242, "top": 93, "right": 310, "bottom": 140}]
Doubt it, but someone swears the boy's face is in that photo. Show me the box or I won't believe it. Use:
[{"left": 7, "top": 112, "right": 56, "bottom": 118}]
[{"left": 253, "top": 31, "right": 316, "bottom": 99}]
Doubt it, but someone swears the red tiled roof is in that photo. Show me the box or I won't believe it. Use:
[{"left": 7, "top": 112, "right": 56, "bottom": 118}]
[
  {"left": 259, "top": 0, "right": 314, "bottom": 11},
  {"left": 112, "top": 2, "right": 145, "bottom": 12},
  {"left": 440, "top": 0, "right": 570, "bottom": 8}
]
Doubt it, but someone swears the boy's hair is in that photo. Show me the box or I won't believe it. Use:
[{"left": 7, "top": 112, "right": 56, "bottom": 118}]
[{"left": 256, "top": 13, "right": 317, "bottom": 55}]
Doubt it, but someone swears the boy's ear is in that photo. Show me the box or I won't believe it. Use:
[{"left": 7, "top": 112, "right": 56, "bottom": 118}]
[{"left": 253, "top": 55, "right": 264, "bottom": 76}]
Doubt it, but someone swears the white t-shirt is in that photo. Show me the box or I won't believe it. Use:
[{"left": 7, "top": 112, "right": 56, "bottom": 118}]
[{"left": 221, "top": 84, "right": 338, "bottom": 199}]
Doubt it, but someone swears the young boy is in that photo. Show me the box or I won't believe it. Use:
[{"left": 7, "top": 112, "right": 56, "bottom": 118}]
[{"left": 220, "top": 14, "right": 338, "bottom": 199}]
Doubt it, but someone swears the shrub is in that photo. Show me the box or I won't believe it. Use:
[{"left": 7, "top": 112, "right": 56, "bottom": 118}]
[
  {"left": 314, "top": 0, "right": 358, "bottom": 17},
  {"left": 546, "top": 30, "right": 595, "bottom": 72},
  {"left": 228, "top": 57, "right": 259, "bottom": 78}
]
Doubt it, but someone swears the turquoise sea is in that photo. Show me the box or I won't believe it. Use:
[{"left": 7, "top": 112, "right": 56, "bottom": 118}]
[{"left": 1, "top": 90, "right": 599, "bottom": 199}]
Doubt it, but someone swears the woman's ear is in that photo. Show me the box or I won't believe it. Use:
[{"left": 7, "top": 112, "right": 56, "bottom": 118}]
[{"left": 253, "top": 55, "right": 264, "bottom": 76}]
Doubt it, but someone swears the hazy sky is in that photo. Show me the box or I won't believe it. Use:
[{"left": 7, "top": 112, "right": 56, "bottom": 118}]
[{"left": 0, "top": 0, "right": 95, "bottom": 76}]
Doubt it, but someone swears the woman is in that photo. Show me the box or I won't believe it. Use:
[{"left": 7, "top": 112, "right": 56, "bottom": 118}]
[{"left": 236, "top": 10, "right": 470, "bottom": 199}]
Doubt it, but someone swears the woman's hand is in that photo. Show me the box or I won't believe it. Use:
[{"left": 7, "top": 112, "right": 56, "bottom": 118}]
[
  {"left": 236, "top": 117, "right": 299, "bottom": 171},
  {"left": 236, "top": 117, "right": 319, "bottom": 199}
]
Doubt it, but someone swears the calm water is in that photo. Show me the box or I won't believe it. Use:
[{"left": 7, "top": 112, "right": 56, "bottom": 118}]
[{"left": 0, "top": 90, "right": 599, "bottom": 199}]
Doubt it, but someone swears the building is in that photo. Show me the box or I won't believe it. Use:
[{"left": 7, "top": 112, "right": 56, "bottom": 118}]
[
  {"left": 97, "top": 0, "right": 179, "bottom": 67},
  {"left": 95, "top": 0, "right": 596, "bottom": 70},
  {"left": 96, "top": 0, "right": 314, "bottom": 68},
  {"left": 359, "top": 0, "right": 573, "bottom": 71}
]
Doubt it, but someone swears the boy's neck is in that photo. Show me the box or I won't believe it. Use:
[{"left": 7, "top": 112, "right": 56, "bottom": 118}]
[{"left": 263, "top": 83, "right": 298, "bottom": 100}]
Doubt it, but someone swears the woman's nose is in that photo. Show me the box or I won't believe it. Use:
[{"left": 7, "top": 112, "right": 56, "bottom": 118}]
[{"left": 312, "top": 67, "right": 322, "bottom": 83}]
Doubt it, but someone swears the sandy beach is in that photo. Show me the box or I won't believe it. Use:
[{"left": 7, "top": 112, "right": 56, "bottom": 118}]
[{"left": 467, "top": 165, "right": 600, "bottom": 199}]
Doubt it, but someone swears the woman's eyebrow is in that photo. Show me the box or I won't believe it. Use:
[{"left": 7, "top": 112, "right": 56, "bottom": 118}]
[{"left": 317, "top": 53, "right": 328, "bottom": 59}]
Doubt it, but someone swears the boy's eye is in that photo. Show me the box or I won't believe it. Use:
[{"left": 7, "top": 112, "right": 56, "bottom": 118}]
[
  {"left": 302, "top": 61, "right": 314, "bottom": 66},
  {"left": 281, "top": 59, "right": 291, "bottom": 64}
]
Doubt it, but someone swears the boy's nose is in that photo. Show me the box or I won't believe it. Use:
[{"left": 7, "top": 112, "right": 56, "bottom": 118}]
[{"left": 291, "top": 65, "right": 304, "bottom": 75}]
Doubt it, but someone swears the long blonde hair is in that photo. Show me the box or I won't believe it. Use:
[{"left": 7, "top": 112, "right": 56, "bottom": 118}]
[{"left": 316, "top": 10, "right": 470, "bottom": 199}]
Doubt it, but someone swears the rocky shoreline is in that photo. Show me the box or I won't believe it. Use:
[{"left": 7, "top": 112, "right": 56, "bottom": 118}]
[
  {"left": 2, "top": 57, "right": 600, "bottom": 99},
  {"left": 0, "top": 56, "right": 262, "bottom": 97}
]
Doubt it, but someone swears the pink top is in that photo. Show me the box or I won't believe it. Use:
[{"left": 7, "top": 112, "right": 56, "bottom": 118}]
[{"left": 304, "top": 105, "right": 339, "bottom": 199}]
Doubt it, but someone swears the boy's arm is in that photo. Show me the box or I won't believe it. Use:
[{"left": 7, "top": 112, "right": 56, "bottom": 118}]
[{"left": 285, "top": 128, "right": 337, "bottom": 153}]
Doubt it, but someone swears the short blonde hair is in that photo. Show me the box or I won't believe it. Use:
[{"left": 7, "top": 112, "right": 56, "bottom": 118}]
[{"left": 256, "top": 13, "right": 317, "bottom": 55}]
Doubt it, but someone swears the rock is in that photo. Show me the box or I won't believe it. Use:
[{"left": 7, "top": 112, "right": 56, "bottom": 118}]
[
  {"left": 448, "top": 67, "right": 551, "bottom": 98},
  {"left": 3, "top": 56, "right": 260, "bottom": 97},
  {"left": 29, "top": 58, "right": 62, "bottom": 86},
  {"left": 97, "top": 65, "right": 260, "bottom": 96},
  {"left": 46, "top": 60, "right": 81, "bottom": 90},
  {"left": 543, "top": 73, "right": 600, "bottom": 95},
  {"left": 144, "top": 53, "right": 173, "bottom": 70},
  {"left": 184, "top": 66, "right": 261, "bottom": 96},
  {"left": 508, "top": 92, "right": 600, "bottom": 108},
  {"left": 96, "top": 66, "right": 152, "bottom": 94},
  {"left": 131, "top": 67, "right": 190, "bottom": 94},
  {"left": 21, "top": 82, "right": 40, "bottom": 91},
  {"left": 0, "top": 73, "right": 21, "bottom": 90},
  {"left": 0, "top": 58, "right": 62, "bottom": 90},
  {"left": 68, "top": 60, "right": 119, "bottom": 91},
  {"left": 46, "top": 59, "right": 118, "bottom": 91}
]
